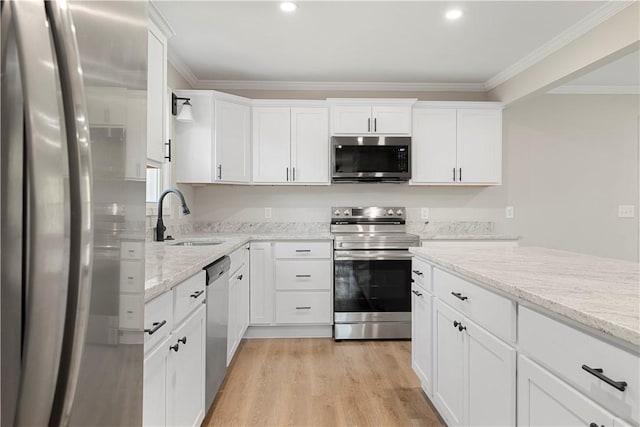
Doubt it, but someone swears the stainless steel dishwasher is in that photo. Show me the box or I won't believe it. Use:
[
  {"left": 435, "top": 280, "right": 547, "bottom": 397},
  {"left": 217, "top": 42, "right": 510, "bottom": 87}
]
[{"left": 204, "top": 256, "right": 231, "bottom": 412}]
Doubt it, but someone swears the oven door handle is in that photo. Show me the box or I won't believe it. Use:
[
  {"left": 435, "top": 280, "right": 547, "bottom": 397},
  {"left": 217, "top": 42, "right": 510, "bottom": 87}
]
[{"left": 334, "top": 251, "right": 414, "bottom": 261}]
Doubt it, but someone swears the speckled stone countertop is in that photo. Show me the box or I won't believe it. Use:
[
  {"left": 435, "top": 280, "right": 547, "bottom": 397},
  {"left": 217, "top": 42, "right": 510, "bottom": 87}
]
[
  {"left": 145, "top": 233, "right": 333, "bottom": 302},
  {"left": 418, "top": 234, "right": 520, "bottom": 240},
  {"left": 410, "top": 246, "right": 640, "bottom": 348}
]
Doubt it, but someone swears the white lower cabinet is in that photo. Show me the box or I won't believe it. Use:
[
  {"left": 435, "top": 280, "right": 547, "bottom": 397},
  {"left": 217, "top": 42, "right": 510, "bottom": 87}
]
[
  {"left": 518, "top": 355, "right": 618, "bottom": 427},
  {"left": 228, "top": 262, "right": 249, "bottom": 365},
  {"left": 143, "top": 338, "right": 169, "bottom": 427},
  {"left": 249, "top": 242, "right": 275, "bottom": 325},
  {"left": 411, "top": 282, "right": 433, "bottom": 395}
]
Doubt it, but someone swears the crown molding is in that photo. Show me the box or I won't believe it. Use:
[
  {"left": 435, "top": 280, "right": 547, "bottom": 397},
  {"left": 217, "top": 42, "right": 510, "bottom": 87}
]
[
  {"left": 484, "top": 1, "right": 634, "bottom": 91},
  {"left": 167, "top": 51, "right": 198, "bottom": 88},
  {"left": 149, "top": 2, "right": 175, "bottom": 39},
  {"left": 194, "top": 79, "right": 487, "bottom": 92},
  {"left": 547, "top": 85, "right": 640, "bottom": 95}
]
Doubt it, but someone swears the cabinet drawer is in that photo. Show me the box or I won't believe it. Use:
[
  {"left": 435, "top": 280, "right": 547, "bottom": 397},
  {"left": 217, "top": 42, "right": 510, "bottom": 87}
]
[
  {"left": 274, "top": 241, "right": 331, "bottom": 259},
  {"left": 433, "top": 268, "right": 516, "bottom": 342},
  {"left": 145, "top": 291, "right": 173, "bottom": 353},
  {"left": 229, "top": 245, "right": 247, "bottom": 276},
  {"left": 173, "top": 271, "right": 206, "bottom": 327},
  {"left": 519, "top": 307, "right": 639, "bottom": 424},
  {"left": 275, "top": 260, "right": 331, "bottom": 291},
  {"left": 411, "top": 257, "right": 432, "bottom": 292},
  {"left": 275, "top": 292, "right": 331, "bottom": 324},
  {"left": 121, "top": 241, "right": 144, "bottom": 259},
  {"left": 120, "top": 260, "right": 144, "bottom": 293}
]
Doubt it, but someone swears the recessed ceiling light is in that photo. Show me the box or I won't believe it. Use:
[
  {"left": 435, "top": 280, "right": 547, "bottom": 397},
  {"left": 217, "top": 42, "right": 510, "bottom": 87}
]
[
  {"left": 280, "top": 2, "right": 297, "bottom": 13},
  {"left": 445, "top": 9, "right": 463, "bottom": 20}
]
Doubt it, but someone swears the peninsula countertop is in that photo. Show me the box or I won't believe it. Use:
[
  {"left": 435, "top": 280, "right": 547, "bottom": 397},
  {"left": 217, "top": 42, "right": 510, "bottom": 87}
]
[
  {"left": 144, "top": 233, "right": 333, "bottom": 302},
  {"left": 410, "top": 246, "right": 640, "bottom": 349}
]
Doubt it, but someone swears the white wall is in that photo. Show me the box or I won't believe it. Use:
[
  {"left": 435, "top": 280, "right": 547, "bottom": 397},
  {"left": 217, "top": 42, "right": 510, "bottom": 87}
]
[{"left": 499, "top": 94, "right": 639, "bottom": 261}]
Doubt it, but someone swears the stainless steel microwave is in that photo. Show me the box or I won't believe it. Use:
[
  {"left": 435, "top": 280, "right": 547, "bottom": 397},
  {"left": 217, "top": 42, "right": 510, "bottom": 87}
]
[{"left": 331, "top": 136, "right": 411, "bottom": 183}]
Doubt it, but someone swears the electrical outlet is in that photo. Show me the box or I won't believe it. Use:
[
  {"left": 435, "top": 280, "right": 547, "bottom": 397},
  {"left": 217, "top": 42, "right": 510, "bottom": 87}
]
[
  {"left": 618, "top": 205, "right": 635, "bottom": 218},
  {"left": 505, "top": 206, "right": 514, "bottom": 219},
  {"left": 421, "top": 208, "right": 430, "bottom": 220},
  {"left": 264, "top": 207, "right": 272, "bottom": 219}
]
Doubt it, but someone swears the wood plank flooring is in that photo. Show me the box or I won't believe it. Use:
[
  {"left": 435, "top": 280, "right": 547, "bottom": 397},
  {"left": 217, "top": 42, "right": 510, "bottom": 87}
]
[{"left": 203, "top": 339, "right": 444, "bottom": 427}]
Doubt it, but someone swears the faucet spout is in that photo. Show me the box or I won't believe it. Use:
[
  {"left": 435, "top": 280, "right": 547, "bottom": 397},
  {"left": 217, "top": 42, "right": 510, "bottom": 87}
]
[{"left": 155, "top": 188, "right": 191, "bottom": 242}]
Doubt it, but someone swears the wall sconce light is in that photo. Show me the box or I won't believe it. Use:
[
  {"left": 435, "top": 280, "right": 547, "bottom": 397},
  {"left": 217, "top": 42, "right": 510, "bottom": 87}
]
[{"left": 172, "top": 93, "right": 193, "bottom": 122}]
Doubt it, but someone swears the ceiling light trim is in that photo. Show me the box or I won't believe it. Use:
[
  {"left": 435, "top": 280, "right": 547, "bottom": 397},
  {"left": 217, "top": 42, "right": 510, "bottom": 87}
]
[
  {"left": 547, "top": 84, "right": 640, "bottom": 95},
  {"left": 194, "top": 80, "right": 487, "bottom": 92},
  {"left": 484, "top": 1, "right": 634, "bottom": 91},
  {"left": 167, "top": 51, "right": 198, "bottom": 88}
]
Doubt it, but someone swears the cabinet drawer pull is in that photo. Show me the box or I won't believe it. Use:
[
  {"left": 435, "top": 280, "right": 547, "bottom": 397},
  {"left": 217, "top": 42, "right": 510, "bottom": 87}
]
[
  {"left": 144, "top": 320, "right": 166, "bottom": 335},
  {"left": 581, "top": 365, "right": 628, "bottom": 391},
  {"left": 295, "top": 274, "right": 311, "bottom": 278},
  {"left": 459, "top": 167, "right": 462, "bottom": 181},
  {"left": 374, "top": 118, "right": 377, "bottom": 132},
  {"left": 412, "top": 269, "right": 423, "bottom": 276},
  {"left": 411, "top": 289, "right": 422, "bottom": 297},
  {"left": 295, "top": 249, "right": 312, "bottom": 253},
  {"left": 453, "top": 320, "right": 466, "bottom": 332},
  {"left": 190, "top": 290, "right": 204, "bottom": 299},
  {"left": 589, "top": 423, "right": 604, "bottom": 427},
  {"left": 367, "top": 118, "right": 371, "bottom": 132},
  {"left": 178, "top": 336, "right": 187, "bottom": 345},
  {"left": 295, "top": 306, "right": 311, "bottom": 310},
  {"left": 453, "top": 167, "right": 456, "bottom": 182},
  {"left": 451, "top": 292, "right": 468, "bottom": 301},
  {"left": 237, "top": 274, "right": 243, "bottom": 280},
  {"left": 170, "top": 343, "right": 179, "bottom": 352}
]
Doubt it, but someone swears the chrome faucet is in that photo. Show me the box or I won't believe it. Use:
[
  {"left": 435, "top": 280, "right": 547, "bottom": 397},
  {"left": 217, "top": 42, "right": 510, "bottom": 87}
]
[{"left": 155, "top": 188, "right": 190, "bottom": 242}]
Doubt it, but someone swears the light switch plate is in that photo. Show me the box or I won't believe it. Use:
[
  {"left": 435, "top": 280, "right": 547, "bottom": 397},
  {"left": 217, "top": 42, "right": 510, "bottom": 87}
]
[
  {"left": 618, "top": 205, "right": 635, "bottom": 218},
  {"left": 505, "top": 206, "right": 514, "bottom": 219},
  {"left": 421, "top": 208, "right": 430, "bottom": 220},
  {"left": 264, "top": 207, "right": 272, "bottom": 219}
]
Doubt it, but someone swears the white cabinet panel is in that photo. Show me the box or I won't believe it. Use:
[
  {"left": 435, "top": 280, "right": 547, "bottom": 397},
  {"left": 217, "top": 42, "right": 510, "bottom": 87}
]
[
  {"left": 143, "top": 337, "right": 169, "bottom": 427},
  {"left": 275, "top": 291, "right": 332, "bottom": 324},
  {"left": 331, "top": 105, "right": 372, "bottom": 134},
  {"left": 173, "top": 270, "right": 206, "bottom": 326},
  {"left": 518, "top": 355, "right": 616, "bottom": 427},
  {"left": 412, "top": 108, "right": 457, "bottom": 183},
  {"left": 275, "top": 259, "right": 332, "bottom": 291},
  {"left": 147, "top": 23, "right": 166, "bottom": 165},
  {"left": 371, "top": 105, "right": 412, "bottom": 134},
  {"left": 175, "top": 93, "right": 213, "bottom": 183},
  {"left": 250, "top": 242, "right": 275, "bottom": 325},
  {"left": 144, "top": 291, "right": 173, "bottom": 353},
  {"left": 291, "top": 107, "right": 329, "bottom": 183},
  {"left": 215, "top": 100, "right": 250, "bottom": 183},
  {"left": 456, "top": 109, "right": 502, "bottom": 184},
  {"left": 228, "top": 263, "right": 249, "bottom": 365},
  {"left": 274, "top": 241, "right": 332, "bottom": 259},
  {"left": 252, "top": 107, "right": 291, "bottom": 183},
  {"left": 125, "top": 93, "right": 147, "bottom": 180},
  {"left": 412, "top": 283, "right": 433, "bottom": 396}
]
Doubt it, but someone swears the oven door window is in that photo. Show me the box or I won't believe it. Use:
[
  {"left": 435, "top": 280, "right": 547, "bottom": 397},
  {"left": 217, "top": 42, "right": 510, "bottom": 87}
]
[
  {"left": 334, "top": 145, "right": 409, "bottom": 173},
  {"left": 334, "top": 259, "right": 411, "bottom": 312}
]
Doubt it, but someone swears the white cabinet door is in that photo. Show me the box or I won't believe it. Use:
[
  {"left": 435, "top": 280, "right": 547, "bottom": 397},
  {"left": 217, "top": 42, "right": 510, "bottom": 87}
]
[
  {"left": 412, "top": 108, "right": 457, "bottom": 183},
  {"left": 372, "top": 105, "right": 412, "bottom": 134},
  {"left": 146, "top": 23, "right": 167, "bottom": 165},
  {"left": 465, "top": 319, "right": 516, "bottom": 427},
  {"left": 227, "top": 273, "right": 240, "bottom": 365},
  {"left": 252, "top": 107, "right": 291, "bottom": 183},
  {"left": 86, "top": 88, "right": 127, "bottom": 126},
  {"left": 433, "top": 299, "right": 465, "bottom": 426},
  {"left": 125, "top": 93, "right": 146, "bottom": 180},
  {"left": 215, "top": 100, "right": 250, "bottom": 183},
  {"left": 518, "top": 355, "right": 616, "bottom": 427},
  {"left": 175, "top": 93, "right": 214, "bottom": 183},
  {"left": 331, "top": 105, "right": 372, "bottom": 134},
  {"left": 411, "top": 284, "right": 433, "bottom": 396},
  {"left": 168, "top": 306, "right": 206, "bottom": 427},
  {"left": 249, "top": 242, "right": 275, "bottom": 325},
  {"left": 237, "top": 264, "right": 250, "bottom": 340},
  {"left": 456, "top": 109, "right": 502, "bottom": 184},
  {"left": 143, "top": 338, "right": 169, "bottom": 427},
  {"left": 291, "top": 107, "right": 329, "bottom": 184}
]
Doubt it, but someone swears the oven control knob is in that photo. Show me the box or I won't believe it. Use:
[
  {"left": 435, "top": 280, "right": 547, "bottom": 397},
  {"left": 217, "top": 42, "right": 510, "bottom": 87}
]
[
  {"left": 387, "top": 209, "right": 394, "bottom": 216},
  {"left": 333, "top": 209, "right": 341, "bottom": 216},
  {"left": 343, "top": 209, "right": 350, "bottom": 216},
  {"left": 396, "top": 209, "right": 403, "bottom": 216}
]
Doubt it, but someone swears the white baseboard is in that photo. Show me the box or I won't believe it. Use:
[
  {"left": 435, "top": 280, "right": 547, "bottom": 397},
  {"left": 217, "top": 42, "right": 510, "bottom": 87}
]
[{"left": 244, "top": 325, "right": 333, "bottom": 339}]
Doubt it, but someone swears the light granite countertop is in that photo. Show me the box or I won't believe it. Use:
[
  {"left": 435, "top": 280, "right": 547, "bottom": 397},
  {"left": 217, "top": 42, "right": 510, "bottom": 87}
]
[
  {"left": 410, "top": 246, "right": 640, "bottom": 349},
  {"left": 145, "top": 232, "right": 333, "bottom": 302},
  {"left": 417, "top": 234, "right": 520, "bottom": 240}
]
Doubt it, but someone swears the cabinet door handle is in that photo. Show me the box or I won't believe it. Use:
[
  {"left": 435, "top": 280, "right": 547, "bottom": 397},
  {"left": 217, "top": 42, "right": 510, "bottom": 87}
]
[
  {"left": 169, "top": 343, "right": 179, "bottom": 352},
  {"left": 293, "top": 167, "right": 296, "bottom": 182},
  {"left": 190, "top": 290, "right": 204, "bottom": 299},
  {"left": 295, "top": 249, "right": 312, "bottom": 253},
  {"left": 453, "top": 320, "right": 466, "bottom": 332},
  {"left": 367, "top": 118, "right": 371, "bottom": 132},
  {"left": 286, "top": 167, "right": 289, "bottom": 181},
  {"left": 459, "top": 167, "right": 462, "bottom": 182},
  {"left": 453, "top": 167, "right": 456, "bottom": 182},
  {"left": 165, "top": 139, "right": 172, "bottom": 162},
  {"left": 296, "top": 274, "right": 311, "bottom": 278},
  {"left": 217, "top": 164, "right": 222, "bottom": 180},
  {"left": 451, "top": 292, "right": 468, "bottom": 301},
  {"left": 144, "top": 320, "right": 167, "bottom": 335},
  {"left": 374, "top": 118, "right": 377, "bottom": 132},
  {"left": 411, "top": 289, "right": 422, "bottom": 297},
  {"left": 237, "top": 274, "right": 243, "bottom": 280},
  {"left": 412, "top": 269, "right": 423, "bottom": 276},
  {"left": 582, "top": 365, "right": 628, "bottom": 391},
  {"left": 295, "top": 306, "right": 311, "bottom": 310},
  {"left": 589, "top": 423, "right": 604, "bottom": 427},
  {"left": 178, "top": 336, "right": 187, "bottom": 345}
]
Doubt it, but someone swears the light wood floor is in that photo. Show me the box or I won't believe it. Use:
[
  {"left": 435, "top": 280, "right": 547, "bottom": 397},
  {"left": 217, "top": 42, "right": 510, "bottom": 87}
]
[{"left": 203, "top": 338, "right": 445, "bottom": 427}]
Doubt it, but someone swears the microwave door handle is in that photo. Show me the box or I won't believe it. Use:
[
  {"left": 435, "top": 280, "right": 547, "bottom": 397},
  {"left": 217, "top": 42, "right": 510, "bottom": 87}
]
[
  {"left": 7, "top": 2, "right": 71, "bottom": 426},
  {"left": 46, "top": 2, "right": 95, "bottom": 425}
]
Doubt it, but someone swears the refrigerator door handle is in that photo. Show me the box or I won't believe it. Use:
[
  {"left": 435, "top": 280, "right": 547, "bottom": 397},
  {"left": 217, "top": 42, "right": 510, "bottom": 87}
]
[
  {"left": 8, "top": 1, "right": 71, "bottom": 426},
  {"left": 46, "top": 2, "right": 94, "bottom": 425}
]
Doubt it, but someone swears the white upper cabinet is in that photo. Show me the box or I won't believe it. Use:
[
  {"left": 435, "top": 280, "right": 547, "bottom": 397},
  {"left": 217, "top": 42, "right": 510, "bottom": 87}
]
[
  {"left": 253, "top": 104, "right": 329, "bottom": 184},
  {"left": 329, "top": 99, "right": 415, "bottom": 135},
  {"left": 146, "top": 21, "right": 167, "bottom": 166},
  {"left": 175, "top": 92, "right": 214, "bottom": 183},
  {"left": 411, "top": 103, "right": 503, "bottom": 185},
  {"left": 215, "top": 100, "right": 251, "bottom": 183}
]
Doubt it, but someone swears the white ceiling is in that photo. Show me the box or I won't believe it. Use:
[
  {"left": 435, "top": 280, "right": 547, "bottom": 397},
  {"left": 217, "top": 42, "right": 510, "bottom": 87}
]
[{"left": 156, "top": 1, "right": 619, "bottom": 89}]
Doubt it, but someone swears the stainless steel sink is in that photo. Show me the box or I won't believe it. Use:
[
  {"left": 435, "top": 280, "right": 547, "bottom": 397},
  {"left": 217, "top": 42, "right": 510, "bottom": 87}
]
[{"left": 170, "top": 240, "right": 223, "bottom": 246}]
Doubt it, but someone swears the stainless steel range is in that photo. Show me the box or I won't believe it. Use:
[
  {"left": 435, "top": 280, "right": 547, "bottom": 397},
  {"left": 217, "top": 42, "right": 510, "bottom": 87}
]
[{"left": 331, "top": 207, "right": 419, "bottom": 340}]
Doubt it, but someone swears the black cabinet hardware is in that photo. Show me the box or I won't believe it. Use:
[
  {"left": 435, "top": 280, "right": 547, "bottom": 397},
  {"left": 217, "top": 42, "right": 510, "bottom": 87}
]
[
  {"left": 178, "top": 336, "right": 187, "bottom": 345},
  {"left": 217, "top": 164, "right": 222, "bottom": 180},
  {"left": 286, "top": 167, "right": 289, "bottom": 181},
  {"left": 451, "top": 292, "right": 468, "bottom": 301},
  {"left": 412, "top": 290, "right": 423, "bottom": 297},
  {"left": 412, "top": 269, "right": 423, "bottom": 276},
  {"left": 144, "top": 320, "right": 166, "bottom": 335},
  {"left": 293, "top": 167, "right": 296, "bottom": 181},
  {"left": 165, "top": 139, "right": 172, "bottom": 162},
  {"left": 368, "top": 118, "right": 371, "bottom": 132},
  {"left": 411, "top": 278, "right": 415, "bottom": 283},
  {"left": 170, "top": 343, "right": 179, "bottom": 352},
  {"left": 296, "top": 274, "right": 311, "bottom": 278},
  {"left": 374, "top": 118, "right": 377, "bottom": 132},
  {"left": 295, "top": 249, "right": 312, "bottom": 253},
  {"left": 453, "top": 168, "right": 456, "bottom": 181},
  {"left": 190, "top": 290, "right": 204, "bottom": 299},
  {"left": 459, "top": 167, "right": 462, "bottom": 181},
  {"left": 589, "top": 423, "right": 604, "bottom": 427},
  {"left": 295, "top": 306, "right": 311, "bottom": 310},
  {"left": 453, "top": 320, "right": 466, "bottom": 332},
  {"left": 238, "top": 274, "right": 244, "bottom": 280},
  {"left": 582, "top": 365, "right": 627, "bottom": 391}
]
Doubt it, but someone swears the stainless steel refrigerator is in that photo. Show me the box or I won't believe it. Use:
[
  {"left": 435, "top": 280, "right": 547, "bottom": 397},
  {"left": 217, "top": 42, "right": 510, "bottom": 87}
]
[{"left": 1, "top": 1, "right": 147, "bottom": 425}]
